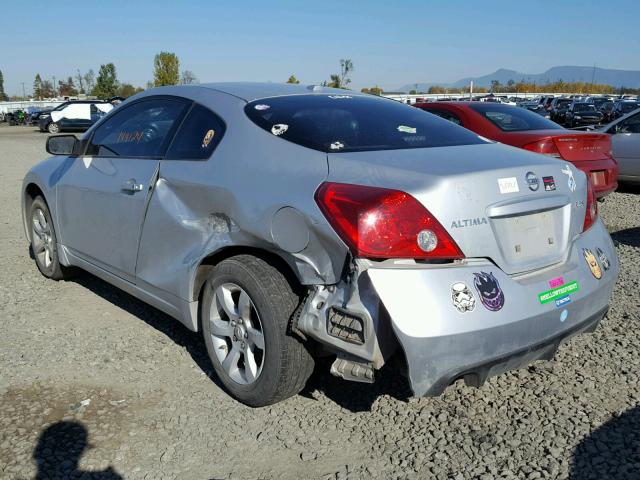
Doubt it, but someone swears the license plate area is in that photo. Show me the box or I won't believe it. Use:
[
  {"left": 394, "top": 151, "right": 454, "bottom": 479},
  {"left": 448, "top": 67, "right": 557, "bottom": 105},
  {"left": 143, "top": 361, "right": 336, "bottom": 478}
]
[{"left": 490, "top": 206, "right": 570, "bottom": 272}]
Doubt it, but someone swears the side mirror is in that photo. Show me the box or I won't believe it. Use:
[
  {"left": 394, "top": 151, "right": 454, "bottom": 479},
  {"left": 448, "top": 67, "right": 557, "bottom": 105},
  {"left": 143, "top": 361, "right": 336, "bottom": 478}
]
[{"left": 46, "top": 135, "right": 78, "bottom": 156}]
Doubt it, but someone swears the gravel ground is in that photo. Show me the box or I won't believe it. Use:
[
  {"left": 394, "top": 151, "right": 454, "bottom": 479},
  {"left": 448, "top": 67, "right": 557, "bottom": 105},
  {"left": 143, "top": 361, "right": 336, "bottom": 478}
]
[{"left": 0, "top": 124, "right": 639, "bottom": 480}]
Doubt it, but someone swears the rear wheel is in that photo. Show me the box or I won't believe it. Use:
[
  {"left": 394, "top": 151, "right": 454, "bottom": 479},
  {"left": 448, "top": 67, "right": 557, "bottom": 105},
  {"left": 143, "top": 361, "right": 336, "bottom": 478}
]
[
  {"left": 202, "top": 255, "right": 314, "bottom": 407},
  {"left": 29, "top": 196, "right": 67, "bottom": 280}
]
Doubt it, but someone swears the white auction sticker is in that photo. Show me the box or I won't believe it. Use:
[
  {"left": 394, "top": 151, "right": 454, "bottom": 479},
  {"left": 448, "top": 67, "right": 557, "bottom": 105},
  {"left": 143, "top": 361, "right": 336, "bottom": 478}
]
[{"left": 498, "top": 177, "right": 519, "bottom": 194}]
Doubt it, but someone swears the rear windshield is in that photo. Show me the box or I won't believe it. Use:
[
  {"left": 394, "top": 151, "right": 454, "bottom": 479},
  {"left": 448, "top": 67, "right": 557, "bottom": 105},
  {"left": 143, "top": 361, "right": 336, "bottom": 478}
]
[
  {"left": 244, "top": 94, "right": 486, "bottom": 153},
  {"left": 468, "top": 103, "right": 563, "bottom": 132},
  {"left": 574, "top": 104, "right": 597, "bottom": 112},
  {"left": 556, "top": 99, "right": 572, "bottom": 107}
]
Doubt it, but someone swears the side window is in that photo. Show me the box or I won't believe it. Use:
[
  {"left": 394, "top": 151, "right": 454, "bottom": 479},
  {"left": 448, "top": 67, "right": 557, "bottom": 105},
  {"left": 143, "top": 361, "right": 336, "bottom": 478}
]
[
  {"left": 427, "top": 108, "right": 463, "bottom": 126},
  {"left": 618, "top": 113, "right": 640, "bottom": 134},
  {"left": 165, "top": 104, "right": 226, "bottom": 160},
  {"left": 86, "top": 98, "right": 188, "bottom": 158}
]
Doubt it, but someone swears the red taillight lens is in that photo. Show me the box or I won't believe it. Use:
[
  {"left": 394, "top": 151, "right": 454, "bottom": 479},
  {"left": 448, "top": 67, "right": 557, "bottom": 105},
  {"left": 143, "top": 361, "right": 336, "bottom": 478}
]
[
  {"left": 523, "top": 139, "right": 562, "bottom": 158},
  {"left": 582, "top": 178, "right": 598, "bottom": 232},
  {"left": 315, "top": 182, "right": 464, "bottom": 260}
]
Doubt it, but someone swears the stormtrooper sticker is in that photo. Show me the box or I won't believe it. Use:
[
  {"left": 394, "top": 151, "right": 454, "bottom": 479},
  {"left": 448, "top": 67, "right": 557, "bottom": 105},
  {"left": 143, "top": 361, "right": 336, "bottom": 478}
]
[
  {"left": 271, "top": 124, "right": 289, "bottom": 136},
  {"left": 583, "top": 248, "right": 602, "bottom": 279},
  {"left": 561, "top": 166, "right": 576, "bottom": 192},
  {"left": 451, "top": 282, "right": 476, "bottom": 313},
  {"left": 596, "top": 247, "right": 610, "bottom": 271},
  {"left": 473, "top": 271, "right": 505, "bottom": 311}
]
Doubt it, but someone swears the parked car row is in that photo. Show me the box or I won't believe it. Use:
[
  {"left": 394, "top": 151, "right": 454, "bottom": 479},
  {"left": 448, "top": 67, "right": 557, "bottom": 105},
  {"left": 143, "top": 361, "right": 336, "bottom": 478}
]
[
  {"left": 1, "top": 100, "right": 114, "bottom": 133},
  {"left": 533, "top": 95, "right": 639, "bottom": 128},
  {"left": 414, "top": 101, "right": 618, "bottom": 197},
  {"left": 22, "top": 83, "right": 619, "bottom": 406}
]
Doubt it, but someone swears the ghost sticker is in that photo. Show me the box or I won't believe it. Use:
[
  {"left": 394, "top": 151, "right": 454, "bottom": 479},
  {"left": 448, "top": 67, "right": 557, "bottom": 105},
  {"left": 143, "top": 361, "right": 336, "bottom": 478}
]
[
  {"left": 201, "top": 129, "right": 215, "bottom": 149},
  {"left": 596, "top": 247, "right": 610, "bottom": 271},
  {"left": 451, "top": 282, "right": 476, "bottom": 313},
  {"left": 583, "top": 248, "right": 602, "bottom": 279},
  {"left": 397, "top": 125, "right": 417, "bottom": 134},
  {"left": 473, "top": 271, "right": 505, "bottom": 311},
  {"left": 271, "top": 124, "right": 288, "bottom": 136},
  {"left": 561, "top": 166, "right": 576, "bottom": 192},
  {"left": 254, "top": 104, "right": 270, "bottom": 111},
  {"left": 330, "top": 141, "right": 344, "bottom": 150}
]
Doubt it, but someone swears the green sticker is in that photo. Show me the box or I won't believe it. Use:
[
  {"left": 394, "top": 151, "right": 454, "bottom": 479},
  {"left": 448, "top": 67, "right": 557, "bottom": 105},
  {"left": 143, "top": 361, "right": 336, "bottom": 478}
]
[
  {"left": 537, "top": 281, "right": 580, "bottom": 304},
  {"left": 397, "top": 125, "right": 417, "bottom": 134}
]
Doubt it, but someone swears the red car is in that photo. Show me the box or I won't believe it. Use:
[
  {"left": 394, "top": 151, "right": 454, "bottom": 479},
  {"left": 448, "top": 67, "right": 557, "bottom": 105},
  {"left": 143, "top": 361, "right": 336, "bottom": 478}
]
[{"left": 414, "top": 102, "right": 618, "bottom": 198}]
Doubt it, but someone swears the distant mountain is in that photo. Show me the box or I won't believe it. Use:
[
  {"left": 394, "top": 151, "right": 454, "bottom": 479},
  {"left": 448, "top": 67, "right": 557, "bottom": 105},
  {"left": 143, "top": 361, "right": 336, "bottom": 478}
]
[{"left": 398, "top": 66, "right": 640, "bottom": 92}]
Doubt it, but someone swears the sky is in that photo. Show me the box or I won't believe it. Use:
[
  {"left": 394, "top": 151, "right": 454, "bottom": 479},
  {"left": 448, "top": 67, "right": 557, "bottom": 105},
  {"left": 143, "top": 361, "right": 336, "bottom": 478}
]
[{"left": 2, "top": 0, "right": 639, "bottom": 96}]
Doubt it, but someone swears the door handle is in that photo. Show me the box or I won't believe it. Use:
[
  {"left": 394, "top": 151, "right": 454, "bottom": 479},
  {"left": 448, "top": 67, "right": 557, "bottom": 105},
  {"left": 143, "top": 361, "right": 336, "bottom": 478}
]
[{"left": 121, "top": 178, "right": 144, "bottom": 193}]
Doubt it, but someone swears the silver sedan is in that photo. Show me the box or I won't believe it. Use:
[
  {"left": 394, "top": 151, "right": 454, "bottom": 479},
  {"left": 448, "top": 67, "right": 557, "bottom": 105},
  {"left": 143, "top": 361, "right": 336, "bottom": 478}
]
[
  {"left": 22, "top": 83, "right": 618, "bottom": 406},
  {"left": 596, "top": 107, "right": 640, "bottom": 182}
]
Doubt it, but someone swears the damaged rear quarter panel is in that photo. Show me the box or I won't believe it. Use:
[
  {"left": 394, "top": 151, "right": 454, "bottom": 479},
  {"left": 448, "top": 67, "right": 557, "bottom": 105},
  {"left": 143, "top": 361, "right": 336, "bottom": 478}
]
[{"left": 135, "top": 89, "right": 348, "bottom": 308}]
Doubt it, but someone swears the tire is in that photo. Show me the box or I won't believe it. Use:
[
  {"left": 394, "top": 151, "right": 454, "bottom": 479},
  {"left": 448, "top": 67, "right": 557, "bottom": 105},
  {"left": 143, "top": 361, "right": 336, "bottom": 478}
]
[
  {"left": 47, "top": 122, "right": 60, "bottom": 134},
  {"left": 29, "top": 196, "right": 67, "bottom": 280},
  {"left": 202, "top": 255, "right": 314, "bottom": 407}
]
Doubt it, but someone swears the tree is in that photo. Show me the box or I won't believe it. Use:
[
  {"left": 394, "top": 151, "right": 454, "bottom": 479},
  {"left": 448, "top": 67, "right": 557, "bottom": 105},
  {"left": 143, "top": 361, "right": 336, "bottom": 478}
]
[
  {"left": 154, "top": 52, "right": 180, "bottom": 87},
  {"left": 361, "top": 86, "right": 383, "bottom": 95},
  {"left": 58, "top": 77, "right": 78, "bottom": 97},
  {"left": 490, "top": 80, "right": 501, "bottom": 93},
  {"left": 75, "top": 69, "right": 85, "bottom": 94},
  {"left": 180, "top": 70, "right": 198, "bottom": 85},
  {"left": 0, "top": 70, "right": 8, "bottom": 101},
  {"left": 326, "top": 59, "right": 354, "bottom": 89},
  {"left": 83, "top": 69, "right": 96, "bottom": 94},
  {"left": 286, "top": 74, "right": 300, "bottom": 84},
  {"left": 92, "top": 63, "right": 119, "bottom": 99},
  {"left": 40, "top": 80, "right": 55, "bottom": 98},
  {"left": 117, "top": 83, "right": 144, "bottom": 98},
  {"left": 33, "top": 74, "right": 43, "bottom": 99}
]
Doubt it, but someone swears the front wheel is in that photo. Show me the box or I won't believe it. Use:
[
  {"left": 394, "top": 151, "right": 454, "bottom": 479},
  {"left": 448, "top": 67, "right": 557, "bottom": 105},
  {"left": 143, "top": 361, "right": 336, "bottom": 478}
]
[
  {"left": 47, "top": 122, "right": 60, "bottom": 134},
  {"left": 29, "top": 196, "right": 68, "bottom": 280},
  {"left": 202, "top": 255, "right": 314, "bottom": 407}
]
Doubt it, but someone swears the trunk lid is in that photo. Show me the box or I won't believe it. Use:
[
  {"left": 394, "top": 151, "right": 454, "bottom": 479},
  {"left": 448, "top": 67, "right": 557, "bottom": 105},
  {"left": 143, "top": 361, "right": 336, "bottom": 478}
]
[
  {"left": 551, "top": 133, "right": 611, "bottom": 161},
  {"left": 327, "top": 143, "right": 588, "bottom": 275}
]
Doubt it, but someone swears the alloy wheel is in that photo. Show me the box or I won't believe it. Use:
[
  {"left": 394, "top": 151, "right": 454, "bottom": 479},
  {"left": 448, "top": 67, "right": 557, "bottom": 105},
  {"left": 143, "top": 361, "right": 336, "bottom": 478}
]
[
  {"left": 209, "top": 283, "right": 265, "bottom": 385},
  {"left": 32, "top": 208, "right": 54, "bottom": 270}
]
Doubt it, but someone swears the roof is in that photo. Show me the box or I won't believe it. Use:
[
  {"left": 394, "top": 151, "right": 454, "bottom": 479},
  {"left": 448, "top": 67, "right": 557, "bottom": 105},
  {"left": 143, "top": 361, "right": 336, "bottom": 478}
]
[{"left": 198, "top": 82, "right": 363, "bottom": 101}]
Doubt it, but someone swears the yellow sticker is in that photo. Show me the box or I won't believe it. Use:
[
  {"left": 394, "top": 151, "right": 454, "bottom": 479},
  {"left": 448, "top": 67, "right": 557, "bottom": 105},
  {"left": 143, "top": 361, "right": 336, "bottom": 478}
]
[
  {"left": 583, "top": 248, "right": 602, "bottom": 279},
  {"left": 202, "top": 129, "right": 215, "bottom": 149}
]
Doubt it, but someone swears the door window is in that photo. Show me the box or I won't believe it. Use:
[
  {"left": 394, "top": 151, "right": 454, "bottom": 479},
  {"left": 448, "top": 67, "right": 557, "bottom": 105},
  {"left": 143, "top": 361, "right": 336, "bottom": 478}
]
[
  {"left": 86, "top": 98, "right": 188, "bottom": 157},
  {"left": 617, "top": 113, "right": 640, "bottom": 134},
  {"left": 425, "top": 108, "right": 463, "bottom": 126},
  {"left": 165, "top": 104, "right": 226, "bottom": 160}
]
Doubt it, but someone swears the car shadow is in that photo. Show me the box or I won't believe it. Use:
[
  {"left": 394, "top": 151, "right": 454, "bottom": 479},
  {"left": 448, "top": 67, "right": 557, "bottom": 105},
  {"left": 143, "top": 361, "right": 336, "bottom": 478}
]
[
  {"left": 300, "top": 355, "right": 413, "bottom": 412},
  {"left": 610, "top": 227, "right": 640, "bottom": 248},
  {"left": 615, "top": 182, "right": 640, "bottom": 195},
  {"left": 570, "top": 406, "right": 640, "bottom": 479},
  {"left": 69, "top": 272, "right": 412, "bottom": 411},
  {"left": 70, "top": 274, "right": 217, "bottom": 386},
  {"left": 33, "top": 421, "right": 122, "bottom": 479}
]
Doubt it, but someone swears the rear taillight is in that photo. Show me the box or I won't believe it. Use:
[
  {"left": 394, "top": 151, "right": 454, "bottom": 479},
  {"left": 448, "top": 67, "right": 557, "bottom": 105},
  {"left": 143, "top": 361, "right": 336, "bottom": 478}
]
[
  {"left": 582, "top": 179, "right": 598, "bottom": 232},
  {"left": 523, "top": 139, "right": 562, "bottom": 158},
  {"left": 315, "top": 182, "right": 464, "bottom": 260}
]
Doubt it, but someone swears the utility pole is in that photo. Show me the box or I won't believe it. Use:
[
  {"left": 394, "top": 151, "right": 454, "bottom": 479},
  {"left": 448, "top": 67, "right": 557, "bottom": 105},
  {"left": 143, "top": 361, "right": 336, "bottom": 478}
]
[
  {"left": 52, "top": 76, "right": 57, "bottom": 98},
  {"left": 21, "top": 82, "right": 26, "bottom": 101}
]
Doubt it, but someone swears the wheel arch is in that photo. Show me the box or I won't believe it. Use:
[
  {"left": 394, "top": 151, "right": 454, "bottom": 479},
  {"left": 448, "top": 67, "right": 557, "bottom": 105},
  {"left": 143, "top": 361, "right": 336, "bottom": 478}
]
[
  {"left": 22, "top": 182, "right": 47, "bottom": 241},
  {"left": 191, "top": 246, "right": 307, "bottom": 311}
]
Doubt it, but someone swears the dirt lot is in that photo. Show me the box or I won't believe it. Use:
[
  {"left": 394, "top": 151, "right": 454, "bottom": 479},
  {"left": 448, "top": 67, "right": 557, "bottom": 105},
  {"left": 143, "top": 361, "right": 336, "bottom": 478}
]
[{"left": 0, "top": 124, "right": 639, "bottom": 480}]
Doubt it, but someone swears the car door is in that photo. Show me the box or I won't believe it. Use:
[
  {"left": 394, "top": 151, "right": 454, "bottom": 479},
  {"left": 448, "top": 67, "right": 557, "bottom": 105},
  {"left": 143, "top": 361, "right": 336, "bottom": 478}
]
[
  {"left": 56, "top": 96, "right": 190, "bottom": 281},
  {"left": 610, "top": 111, "right": 640, "bottom": 178}
]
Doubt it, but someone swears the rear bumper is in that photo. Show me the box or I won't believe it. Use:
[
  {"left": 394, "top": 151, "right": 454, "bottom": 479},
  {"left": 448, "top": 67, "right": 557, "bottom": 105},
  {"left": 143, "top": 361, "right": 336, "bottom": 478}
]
[
  {"left": 572, "top": 157, "right": 619, "bottom": 198},
  {"left": 366, "top": 219, "right": 618, "bottom": 397}
]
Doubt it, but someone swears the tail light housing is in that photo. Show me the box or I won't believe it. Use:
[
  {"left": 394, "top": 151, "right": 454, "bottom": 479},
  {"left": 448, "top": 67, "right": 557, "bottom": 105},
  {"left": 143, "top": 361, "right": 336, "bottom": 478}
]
[
  {"left": 582, "top": 178, "right": 598, "bottom": 232},
  {"left": 523, "top": 139, "right": 562, "bottom": 158},
  {"left": 315, "top": 182, "right": 464, "bottom": 260}
]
